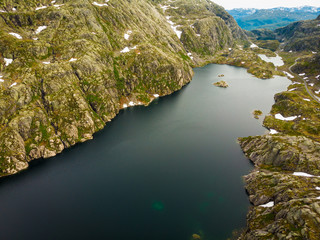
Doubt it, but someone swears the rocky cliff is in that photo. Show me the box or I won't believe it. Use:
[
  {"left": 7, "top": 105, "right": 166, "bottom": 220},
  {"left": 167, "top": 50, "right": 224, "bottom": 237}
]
[{"left": 0, "top": 0, "right": 246, "bottom": 176}]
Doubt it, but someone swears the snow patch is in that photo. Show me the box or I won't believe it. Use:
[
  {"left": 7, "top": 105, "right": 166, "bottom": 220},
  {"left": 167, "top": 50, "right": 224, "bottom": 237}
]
[
  {"left": 35, "top": 26, "right": 47, "bottom": 34},
  {"left": 120, "top": 47, "right": 130, "bottom": 53},
  {"left": 10, "top": 82, "right": 17, "bottom": 88},
  {"left": 120, "top": 46, "right": 137, "bottom": 53},
  {"left": 293, "top": 172, "right": 316, "bottom": 177},
  {"left": 9, "top": 33, "right": 22, "bottom": 39},
  {"left": 92, "top": 1, "right": 109, "bottom": 7},
  {"left": 309, "top": 83, "right": 314, "bottom": 87},
  {"left": 153, "top": 94, "right": 159, "bottom": 98},
  {"left": 250, "top": 43, "right": 258, "bottom": 48},
  {"left": 303, "top": 98, "right": 311, "bottom": 102},
  {"left": 35, "top": 6, "right": 47, "bottom": 10},
  {"left": 283, "top": 71, "right": 294, "bottom": 78},
  {"left": 4, "top": 58, "right": 13, "bottom": 66},
  {"left": 129, "top": 101, "right": 135, "bottom": 106},
  {"left": 187, "top": 52, "right": 193, "bottom": 60},
  {"left": 124, "top": 30, "right": 132, "bottom": 40},
  {"left": 299, "top": 73, "right": 305, "bottom": 76},
  {"left": 269, "top": 129, "right": 278, "bottom": 134},
  {"left": 259, "top": 201, "right": 274, "bottom": 208},
  {"left": 275, "top": 113, "right": 298, "bottom": 121},
  {"left": 42, "top": 62, "right": 50, "bottom": 65},
  {"left": 123, "top": 104, "right": 128, "bottom": 108},
  {"left": 53, "top": 4, "right": 64, "bottom": 8},
  {"left": 159, "top": 5, "right": 170, "bottom": 11},
  {"left": 69, "top": 58, "right": 77, "bottom": 62},
  {"left": 166, "top": 16, "right": 182, "bottom": 39}
]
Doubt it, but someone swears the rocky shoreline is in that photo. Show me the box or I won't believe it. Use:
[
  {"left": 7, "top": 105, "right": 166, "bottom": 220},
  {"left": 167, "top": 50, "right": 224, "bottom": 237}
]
[
  {"left": 237, "top": 50, "right": 320, "bottom": 239},
  {"left": 238, "top": 135, "right": 320, "bottom": 239}
]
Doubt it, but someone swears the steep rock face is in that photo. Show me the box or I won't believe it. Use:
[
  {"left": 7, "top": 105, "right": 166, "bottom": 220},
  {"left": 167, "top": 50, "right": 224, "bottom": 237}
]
[
  {"left": 239, "top": 135, "right": 320, "bottom": 239},
  {"left": 0, "top": 0, "right": 246, "bottom": 176}
]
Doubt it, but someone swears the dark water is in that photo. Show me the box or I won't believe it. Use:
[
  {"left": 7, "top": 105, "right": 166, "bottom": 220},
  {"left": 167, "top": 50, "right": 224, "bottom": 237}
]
[{"left": 0, "top": 64, "right": 290, "bottom": 240}]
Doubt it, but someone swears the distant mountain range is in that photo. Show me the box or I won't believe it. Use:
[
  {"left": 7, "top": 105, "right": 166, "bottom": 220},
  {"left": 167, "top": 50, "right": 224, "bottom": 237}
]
[
  {"left": 228, "top": 6, "right": 320, "bottom": 30},
  {"left": 250, "top": 14, "right": 320, "bottom": 52}
]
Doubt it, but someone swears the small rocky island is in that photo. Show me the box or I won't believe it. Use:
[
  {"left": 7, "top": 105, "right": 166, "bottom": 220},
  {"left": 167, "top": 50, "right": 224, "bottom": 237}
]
[
  {"left": 213, "top": 80, "right": 229, "bottom": 88},
  {"left": 252, "top": 110, "right": 263, "bottom": 119},
  {"left": 218, "top": 74, "right": 225, "bottom": 77}
]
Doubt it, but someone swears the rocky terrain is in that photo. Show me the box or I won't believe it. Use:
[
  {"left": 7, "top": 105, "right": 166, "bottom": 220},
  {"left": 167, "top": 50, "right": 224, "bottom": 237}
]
[
  {"left": 239, "top": 15, "right": 320, "bottom": 240},
  {"left": 2, "top": 1, "right": 320, "bottom": 239},
  {"left": 213, "top": 80, "right": 228, "bottom": 88},
  {"left": 0, "top": 0, "right": 248, "bottom": 176},
  {"left": 239, "top": 135, "right": 320, "bottom": 239}
]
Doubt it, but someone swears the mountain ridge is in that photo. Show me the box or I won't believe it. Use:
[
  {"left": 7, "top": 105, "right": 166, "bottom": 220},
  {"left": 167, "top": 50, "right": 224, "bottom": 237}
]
[{"left": 228, "top": 6, "right": 320, "bottom": 31}]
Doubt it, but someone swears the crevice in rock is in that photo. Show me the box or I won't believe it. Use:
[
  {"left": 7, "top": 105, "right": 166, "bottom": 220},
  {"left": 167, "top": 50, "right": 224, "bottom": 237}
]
[
  {"left": 39, "top": 78, "right": 62, "bottom": 142},
  {"left": 72, "top": 69, "right": 102, "bottom": 120}
]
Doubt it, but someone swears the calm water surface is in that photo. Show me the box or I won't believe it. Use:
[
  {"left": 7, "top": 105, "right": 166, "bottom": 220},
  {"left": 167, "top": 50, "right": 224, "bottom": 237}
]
[
  {"left": 258, "top": 54, "right": 284, "bottom": 67},
  {"left": 0, "top": 64, "right": 290, "bottom": 240}
]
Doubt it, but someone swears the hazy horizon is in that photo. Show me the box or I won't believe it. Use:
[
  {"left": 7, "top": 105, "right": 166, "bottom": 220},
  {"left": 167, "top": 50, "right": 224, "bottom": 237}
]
[{"left": 211, "top": 0, "right": 320, "bottom": 10}]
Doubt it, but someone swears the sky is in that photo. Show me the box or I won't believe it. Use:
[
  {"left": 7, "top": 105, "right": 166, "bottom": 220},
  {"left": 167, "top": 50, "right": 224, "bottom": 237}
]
[{"left": 211, "top": 0, "right": 320, "bottom": 10}]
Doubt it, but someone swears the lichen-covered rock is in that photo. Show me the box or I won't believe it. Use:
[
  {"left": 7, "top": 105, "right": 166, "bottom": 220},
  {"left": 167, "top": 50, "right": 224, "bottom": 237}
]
[
  {"left": 240, "top": 135, "right": 320, "bottom": 174},
  {"left": 239, "top": 135, "right": 320, "bottom": 239}
]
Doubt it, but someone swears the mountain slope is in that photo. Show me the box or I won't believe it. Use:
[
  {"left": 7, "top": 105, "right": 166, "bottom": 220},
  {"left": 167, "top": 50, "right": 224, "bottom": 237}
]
[
  {"left": 275, "top": 15, "right": 320, "bottom": 52},
  {"left": 0, "top": 0, "right": 246, "bottom": 176},
  {"left": 229, "top": 6, "right": 320, "bottom": 31}
]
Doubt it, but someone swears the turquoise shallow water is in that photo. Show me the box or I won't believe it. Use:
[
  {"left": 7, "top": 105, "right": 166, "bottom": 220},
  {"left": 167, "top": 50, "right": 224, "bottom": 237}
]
[{"left": 0, "top": 64, "right": 290, "bottom": 240}]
